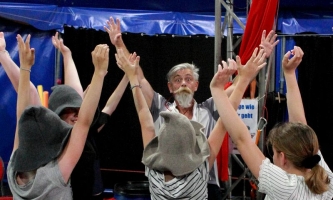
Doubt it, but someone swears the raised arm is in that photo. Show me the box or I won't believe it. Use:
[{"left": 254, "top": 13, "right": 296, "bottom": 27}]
[
  {"left": 0, "top": 32, "right": 40, "bottom": 105},
  {"left": 137, "top": 66, "right": 155, "bottom": 108},
  {"left": 96, "top": 74, "right": 129, "bottom": 131},
  {"left": 101, "top": 74, "right": 128, "bottom": 115},
  {"left": 211, "top": 48, "right": 266, "bottom": 178},
  {"left": 207, "top": 59, "right": 237, "bottom": 168},
  {"left": 13, "top": 34, "right": 36, "bottom": 151},
  {"left": 282, "top": 46, "right": 306, "bottom": 124},
  {"left": 230, "top": 49, "right": 266, "bottom": 106},
  {"left": 104, "top": 17, "right": 155, "bottom": 108},
  {"left": 115, "top": 49, "right": 155, "bottom": 147},
  {"left": 58, "top": 44, "right": 109, "bottom": 183},
  {"left": 100, "top": 52, "right": 141, "bottom": 118},
  {"left": 226, "top": 30, "right": 279, "bottom": 98},
  {"left": 246, "top": 30, "right": 279, "bottom": 99},
  {"left": 52, "top": 32, "right": 84, "bottom": 98},
  {"left": 104, "top": 17, "right": 130, "bottom": 56},
  {"left": 259, "top": 30, "right": 279, "bottom": 58}
]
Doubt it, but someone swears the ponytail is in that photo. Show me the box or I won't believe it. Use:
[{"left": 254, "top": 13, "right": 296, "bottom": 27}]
[{"left": 305, "top": 164, "right": 330, "bottom": 194}]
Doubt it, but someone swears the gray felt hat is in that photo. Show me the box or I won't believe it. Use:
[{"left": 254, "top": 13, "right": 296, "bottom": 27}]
[
  {"left": 48, "top": 85, "right": 82, "bottom": 115},
  {"left": 142, "top": 111, "right": 210, "bottom": 176},
  {"left": 12, "top": 106, "right": 72, "bottom": 172}
]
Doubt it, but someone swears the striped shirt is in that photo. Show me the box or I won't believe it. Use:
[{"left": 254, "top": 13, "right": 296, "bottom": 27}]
[
  {"left": 145, "top": 160, "right": 209, "bottom": 199},
  {"left": 151, "top": 92, "right": 219, "bottom": 187},
  {"left": 258, "top": 151, "right": 333, "bottom": 200}
]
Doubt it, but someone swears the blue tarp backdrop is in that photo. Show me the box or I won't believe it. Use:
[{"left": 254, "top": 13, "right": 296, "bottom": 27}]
[
  {"left": 0, "top": 2, "right": 333, "bottom": 35},
  {"left": 0, "top": 23, "right": 55, "bottom": 163}
]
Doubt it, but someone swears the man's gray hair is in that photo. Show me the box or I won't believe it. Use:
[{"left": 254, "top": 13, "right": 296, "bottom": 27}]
[{"left": 166, "top": 63, "right": 199, "bottom": 82}]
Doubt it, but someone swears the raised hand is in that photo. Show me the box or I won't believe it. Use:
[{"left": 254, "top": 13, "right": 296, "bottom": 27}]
[
  {"left": 17, "top": 34, "right": 35, "bottom": 70},
  {"left": 128, "top": 52, "right": 138, "bottom": 63},
  {"left": 91, "top": 44, "right": 109, "bottom": 76},
  {"left": 104, "top": 17, "right": 123, "bottom": 47},
  {"left": 52, "top": 32, "right": 71, "bottom": 55},
  {"left": 115, "top": 49, "right": 140, "bottom": 78},
  {"left": 259, "top": 30, "right": 279, "bottom": 58},
  {"left": 282, "top": 46, "right": 304, "bottom": 74},
  {"left": 210, "top": 59, "right": 237, "bottom": 89},
  {"left": 0, "top": 32, "right": 6, "bottom": 52},
  {"left": 237, "top": 47, "right": 266, "bottom": 84}
]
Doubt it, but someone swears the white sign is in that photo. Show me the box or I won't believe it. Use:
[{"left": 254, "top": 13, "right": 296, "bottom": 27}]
[{"left": 232, "top": 99, "right": 258, "bottom": 154}]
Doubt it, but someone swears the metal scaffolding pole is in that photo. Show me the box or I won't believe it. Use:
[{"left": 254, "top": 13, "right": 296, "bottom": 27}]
[
  {"left": 215, "top": 0, "right": 271, "bottom": 199},
  {"left": 214, "top": 0, "right": 222, "bottom": 73},
  {"left": 215, "top": 0, "right": 246, "bottom": 73},
  {"left": 226, "top": 1, "right": 234, "bottom": 198},
  {"left": 226, "top": 0, "right": 234, "bottom": 61}
]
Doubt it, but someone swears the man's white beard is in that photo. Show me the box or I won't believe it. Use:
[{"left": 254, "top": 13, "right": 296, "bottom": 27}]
[{"left": 174, "top": 89, "right": 193, "bottom": 108}]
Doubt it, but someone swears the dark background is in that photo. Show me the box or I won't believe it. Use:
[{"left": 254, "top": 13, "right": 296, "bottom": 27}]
[
  {"left": 64, "top": 26, "right": 333, "bottom": 194},
  {"left": 64, "top": 26, "right": 230, "bottom": 188}
]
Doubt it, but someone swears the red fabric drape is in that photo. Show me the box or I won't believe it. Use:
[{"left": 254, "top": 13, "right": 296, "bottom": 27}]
[
  {"left": 217, "top": 0, "right": 278, "bottom": 182},
  {"left": 238, "top": 0, "right": 279, "bottom": 64},
  {"left": 216, "top": 132, "right": 229, "bottom": 181},
  {"left": 216, "top": 82, "right": 232, "bottom": 181}
]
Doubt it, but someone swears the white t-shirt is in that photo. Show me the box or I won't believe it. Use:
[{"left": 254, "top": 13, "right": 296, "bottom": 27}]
[{"left": 258, "top": 151, "right": 333, "bottom": 200}]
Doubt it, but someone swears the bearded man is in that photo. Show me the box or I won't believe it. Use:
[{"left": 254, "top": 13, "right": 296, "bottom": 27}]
[
  {"left": 105, "top": 16, "right": 279, "bottom": 199},
  {"left": 139, "top": 63, "right": 227, "bottom": 199}
]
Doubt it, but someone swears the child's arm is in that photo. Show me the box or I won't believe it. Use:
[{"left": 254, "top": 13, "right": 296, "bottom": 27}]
[
  {"left": 102, "top": 74, "right": 128, "bottom": 116},
  {"left": 282, "top": 46, "right": 306, "bottom": 124},
  {"left": 259, "top": 30, "right": 280, "bottom": 58},
  {"left": 13, "top": 34, "right": 36, "bottom": 151},
  {"left": 115, "top": 49, "right": 155, "bottom": 148},
  {"left": 58, "top": 44, "right": 109, "bottom": 183},
  {"left": 210, "top": 48, "right": 266, "bottom": 178},
  {"left": 52, "top": 32, "right": 84, "bottom": 97},
  {"left": 104, "top": 17, "right": 155, "bottom": 109},
  {"left": 207, "top": 59, "right": 238, "bottom": 168},
  {"left": 99, "top": 53, "right": 144, "bottom": 122},
  {"left": 0, "top": 32, "right": 40, "bottom": 105},
  {"left": 96, "top": 74, "right": 128, "bottom": 132}
]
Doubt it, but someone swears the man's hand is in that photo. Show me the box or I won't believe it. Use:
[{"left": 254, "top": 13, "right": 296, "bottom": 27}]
[
  {"left": 104, "top": 17, "right": 123, "bottom": 47},
  {"left": 259, "top": 30, "right": 279, "bottom": 58},
  {"left": 17, "top": 34, "right": 35, "bottom": 69}
]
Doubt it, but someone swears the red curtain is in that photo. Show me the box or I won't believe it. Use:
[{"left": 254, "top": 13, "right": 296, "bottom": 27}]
[
  {"left": 238, "top": 0, "right": 279, "bottom": 64},
  {"left": 217, "top": 0, "right": 278, "bottom": 182}
]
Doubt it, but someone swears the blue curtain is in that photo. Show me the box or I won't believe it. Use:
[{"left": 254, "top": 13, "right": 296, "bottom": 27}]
[{"left": 0, "top": 20, "right": 55, "bottom": 177}]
